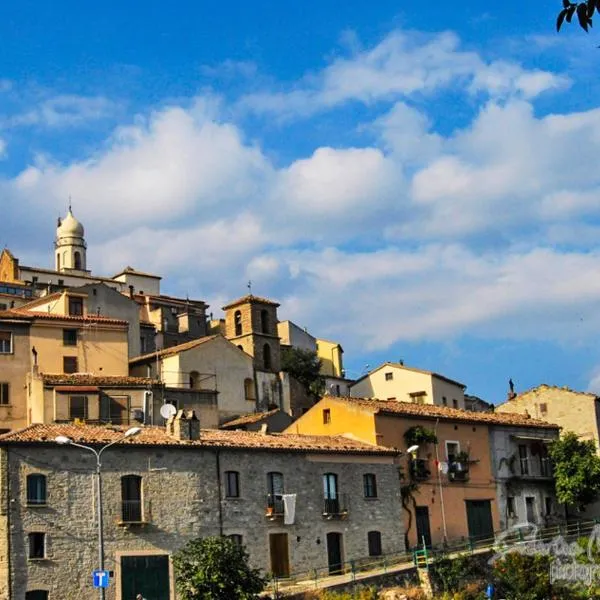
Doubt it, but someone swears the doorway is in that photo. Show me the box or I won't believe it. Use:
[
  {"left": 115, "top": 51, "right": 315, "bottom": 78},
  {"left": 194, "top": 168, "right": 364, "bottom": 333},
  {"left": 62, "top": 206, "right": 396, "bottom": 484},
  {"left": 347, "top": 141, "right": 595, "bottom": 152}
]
[
  {"left": 121, "top": 554, "right": 170, "bottom": 600},
  {"left": 269, "top": 533, "right": 290, "bottom": 578},
  {"left": 415, "top": 506, "right": 432, "bottom": 548},
  {"left": 525, "top": 496, "right": 536, "bottom": 523},
  {"left": 465, "top": 500, "right": 494, "bottom": 542},
  {"left": 326, "top": 532, "right": 344, "bottom": 575}
]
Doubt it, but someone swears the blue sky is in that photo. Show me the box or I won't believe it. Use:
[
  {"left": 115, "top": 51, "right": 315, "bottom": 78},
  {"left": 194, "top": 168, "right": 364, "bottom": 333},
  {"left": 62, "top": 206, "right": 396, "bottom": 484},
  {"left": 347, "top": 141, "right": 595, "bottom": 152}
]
[{"left": 2, "top": 1, "right": 600, "bottom": 403}]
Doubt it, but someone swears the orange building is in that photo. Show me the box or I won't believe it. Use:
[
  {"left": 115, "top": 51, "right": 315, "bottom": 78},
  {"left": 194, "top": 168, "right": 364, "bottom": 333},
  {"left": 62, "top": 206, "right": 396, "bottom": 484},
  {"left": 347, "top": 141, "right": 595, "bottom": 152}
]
[{"left": 286, "top": 396, "right": 554, "bottom": 548}]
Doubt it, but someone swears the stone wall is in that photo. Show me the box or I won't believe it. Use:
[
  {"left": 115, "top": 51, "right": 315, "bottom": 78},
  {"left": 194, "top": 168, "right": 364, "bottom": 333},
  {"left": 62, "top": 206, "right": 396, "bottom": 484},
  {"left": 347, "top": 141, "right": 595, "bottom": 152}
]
[{"left": 4, "top": 443, "right": 404, "bottom": 599}]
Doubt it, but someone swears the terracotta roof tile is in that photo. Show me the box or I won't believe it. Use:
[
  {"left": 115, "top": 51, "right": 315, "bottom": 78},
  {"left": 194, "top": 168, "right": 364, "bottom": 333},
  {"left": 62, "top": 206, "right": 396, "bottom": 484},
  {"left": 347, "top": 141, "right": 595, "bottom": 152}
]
[
  {"left": 221, "top": 409, "right": 280, "bottom": 429},
  {"left": 129, "top": 335, "right": 220, "bottom": 364},
  {"left": 351, "top": 362, "right": 465, "bottom": 389},
  {"left": 334, "top": 396, "right": 559, "bottom": 429},
  {"left": 0, "top": 423, "right": 399, "bottom": 456},
  {"left": 222, "top": 294, "right": 280, "bottom": 310},
  {"left": 41, "top": 374, "right": 155, "bottom": 387},
  {"left": 5, "top": 309, "right": 128, "bottom": 326}
]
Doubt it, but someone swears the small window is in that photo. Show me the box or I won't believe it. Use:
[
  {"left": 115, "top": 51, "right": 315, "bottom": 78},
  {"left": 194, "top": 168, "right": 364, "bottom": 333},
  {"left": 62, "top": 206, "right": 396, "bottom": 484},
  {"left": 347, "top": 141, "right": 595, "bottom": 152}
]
[
  {"left": 189, "top": 370, "right": 200, "bottom": 390},
  {"left": 263, "top": 343, "right": 272, "bottom": 370},
  {"left": 0, "top": 331, "right": 12, "bottom": 354},
  {"left": 244, "top": 378, "right": 255, "bottom": 401},
  {"left": 63, "top": 356, "right": 78, "bottom": 374},
  {"left": 74, "top": 251, "right": 82, "bottom": 270},
  {"left": 452, "top": 399, "right": 458, "bottom": 409},
  {"left": 507, "top": 496, "right": 516, "bottom": 518},
  {"left": 69, "top": 396, "right": 88, "bottom": 420},
  {"left": 446, "top": 441, "right": 460, "bottom": 462},
  {"left": 385, "top": 372, "right": 393, "bottom": 381},
  {"left": 442, "top": 396, "right": 447, "bottom": 406},
  {"left": 57, "top": 279, "right": 64, "bottom": 287},
  {"left": 545, "top": 497, "right": 553, "bottom": 516},
  {"left": 518, "top": 445, "right": 529, "bottom": 475},
  {"left": 0, "top": 383, "right": 9, "bottom": 405},
  {"left": 322, "top": 409, "right": 331, "bottom": 424},
  {"left": 28, "top": 532, "right": 45, "bottom": 559},
  {"left": 225, "top": 471, "right": 240, "bottom": 498},
  {"left": 539, "top": 403, "right": 548, "bottom": 415},
  {"left": 228, "top": 534, "right": 243, "bottom": 547},
  {"left": 367, "top": 531, "right": 382, "bottom": 556},
  {"left": 234, "top": 310, "right": 242, "bottom": 336},
  {"left": 62, "top": 329, "right": 77, "bottom": 346},
  {"left": 121, "top": 475, "right": 142, "bottom": 522},
  {"left": 260, "top": 309, "right": 269, "bottom": 334},
  {"left": 26, "top": 592, "right": 49, "bottom": 600},
  {"left": 68, "top": 297, "right": 84, "bottom": 316},
  {"left": 363, "top": 473, "right": 378, "bottom": 498},
  {"left": 27, "top": 474, "right": 47, "bottom": 505}
]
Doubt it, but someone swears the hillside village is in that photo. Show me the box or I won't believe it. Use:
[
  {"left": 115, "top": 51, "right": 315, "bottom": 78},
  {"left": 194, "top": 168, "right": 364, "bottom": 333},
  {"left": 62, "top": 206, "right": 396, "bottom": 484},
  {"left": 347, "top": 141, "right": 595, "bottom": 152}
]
[{"left": 1, "top": 210, "right": 599, "bottom": 599}]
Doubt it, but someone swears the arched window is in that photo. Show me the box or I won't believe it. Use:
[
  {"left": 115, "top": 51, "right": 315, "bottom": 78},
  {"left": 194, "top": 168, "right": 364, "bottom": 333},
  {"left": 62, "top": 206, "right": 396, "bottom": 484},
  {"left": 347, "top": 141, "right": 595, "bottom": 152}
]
[
  {"left": 189, "top": 370, "right": 200, "bottom": 390},
  {"left": 367, "top": 531, "right": 382, "bottom": 556},
  {"left": 27, "top": 474, "right": 47, "bottom": 505},
  {"left": 244, "top": 378, "right": 255, "bottom": 401},
  {"left": 234, "top": 310, "right": 242, "bottom": 336},
  {"left": 56, "top": 253, "right": 60, "bottom": 271},
  {"left": 267, "top": 472, "right": 284, "bottom": 514},
  {"left": 121, "top": 475, "right": 142, "bottom": 523},
  {"left": 260, "top": 309, "right": 269, "bottom": 334},
  {"left": 237, "top": 345, "right": 244, "bottom": 352},
  {"left": 74, "top": 251, "right": 82, "bottom": 270},
  {"left": 263, "top": 343, "right": 272, "bottom": 370}
]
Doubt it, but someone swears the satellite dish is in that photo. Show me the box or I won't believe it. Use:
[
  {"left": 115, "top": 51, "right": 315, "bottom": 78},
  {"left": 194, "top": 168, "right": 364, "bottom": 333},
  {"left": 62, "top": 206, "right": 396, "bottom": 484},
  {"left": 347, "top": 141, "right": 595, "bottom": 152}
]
[{"left": 160, "top": 403, "right": 177, "bottom": 419}]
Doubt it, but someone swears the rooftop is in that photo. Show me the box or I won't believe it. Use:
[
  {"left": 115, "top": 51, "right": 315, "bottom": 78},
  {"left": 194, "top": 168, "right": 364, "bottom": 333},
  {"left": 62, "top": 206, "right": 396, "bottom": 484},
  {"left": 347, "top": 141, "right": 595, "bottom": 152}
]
[
  {"left": 112, "top": 266, "right": 162, "bottom": 280},
  {"left": 221, "top": 409, "right": 281, "bottom": 429},
  {"left": 129, "top": 335, "right": 221, "bottom": 364},
  {"left": 330, "top": 396, "right": 559, "bottom": 429},
  {"left": 222, "top": 294, "right": 280, "bottom": 310},
  {"left": 351, "top": 362, "right": 466, "bottom": 389},
  {"left": 0, "top": 423, "right": 399, "bottom": 456},
  {"left": 41, "top": 374, "right": 156, "bottom": 387},
  {"left": 0, "top": 309, "right": 128, "bottom": 325}
]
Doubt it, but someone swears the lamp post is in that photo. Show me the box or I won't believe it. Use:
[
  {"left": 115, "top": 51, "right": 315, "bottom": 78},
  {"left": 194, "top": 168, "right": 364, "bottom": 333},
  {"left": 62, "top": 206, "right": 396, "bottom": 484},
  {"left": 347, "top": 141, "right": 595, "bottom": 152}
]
[{"left": 56, "top": 427, "right": 142, "bottom": 599}]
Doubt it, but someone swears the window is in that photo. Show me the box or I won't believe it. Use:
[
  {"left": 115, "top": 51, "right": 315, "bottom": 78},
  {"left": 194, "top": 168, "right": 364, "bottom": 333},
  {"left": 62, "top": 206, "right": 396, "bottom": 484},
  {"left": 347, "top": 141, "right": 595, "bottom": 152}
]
[
  {"left": 540, "top": 445, "right": 551, "bottom": 477},
  {"left": 452, "top": 399, "right": 458, "bottom": 409},
  {"left": 410, "top": 391, "right": 427, "bottom": 404},
  {"left": 63, "top": 356, "right": 78, "bottom": 374},
  {"left": 367, "top": 531, "right": 382, "bottom": 557},
  {"left": 446, "top": 441, "right": 460, "bottom": 462},
  {"left": 267, "top": 472, "right": 284, "bottom": 514},
  {"left": 121, "top": 475, "right": 142, "bottom": 522},
  {"left": 74, "top": 251, "right": 82, "bottom": 270},
  {"left": 225, "top": 471, "right": 240, "bottom": 498},
  {"left": 260, "top": 309, "right": 269, "bottom": 334},
  {"left": 545, "top": 497, "right": 553, "bottom": 516},
  {"left": 442, "top": 396, "right": 447, "bottom": 406},
  {"left": 263, "top": 344, "right": 272, "bottom": 370},
  {"left": 244, "top": 378, "right": 255, "bottom": 401},
  {"left": 57, "top": 279, "right": 64, "bottom": 287},
  {"left": 0, "top": 331, "right": 12, "bottom": 353},
  {"left": 27, "top": 474, "right": 47, "bottom": 505},
  {"left": 507, "top": 496, "right": 516, "bottom": 518},
  {"left": 322, "top": 409, "right": 331, "bottom": 424},
  {"left": 68, "top": 296, "right": 84, "bottom": 316},
  {"left": 539, "top": 403, "right": 548, "bottom": 416},
  {"left": 518, "top": 445, "right": 529, "bottom": 475},
  {"left": 62, "top": 329, "right": 77, "bottom": 346},
  {"left": 234, "top": 310, "right": 242, "bottom": 336},
  {"left": 28, "top": 532, "right": 45, "bottom": 559},
  {"left": 228, "top": 534, "right": 243, "bottom": 547},
  {"left": 363, "top": 473, "right": 378, "bottom": 498},
  {"left": 385, "top": 372, "right": 393, "bottom": 381},
  {"left": 323, "top": 473, "right": 338, "bottom": 510},
  {"left": 189, "top": 371, "right": 200, "bottom": 390},
  {"left": 100, "top": 396, "right": 129, "bottom": 424},
  {"left": 69, "top": 396, "right": 88, "bottom": 420},
  {"left": 0, "top": 383, "right": 9, "bottom": 405},
  {"left": 25, "top": 592, "right": 49, "bottom": 600}
]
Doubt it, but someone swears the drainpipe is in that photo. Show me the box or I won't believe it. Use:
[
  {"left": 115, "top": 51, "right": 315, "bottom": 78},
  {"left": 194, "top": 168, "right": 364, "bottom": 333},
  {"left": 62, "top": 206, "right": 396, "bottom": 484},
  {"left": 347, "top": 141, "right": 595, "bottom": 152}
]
[
  {"left": 434, "top": 418, "right": 448, "bottom": 543},
  {"left": 215, "top": 449, "right": 223, "bottom": 536}
]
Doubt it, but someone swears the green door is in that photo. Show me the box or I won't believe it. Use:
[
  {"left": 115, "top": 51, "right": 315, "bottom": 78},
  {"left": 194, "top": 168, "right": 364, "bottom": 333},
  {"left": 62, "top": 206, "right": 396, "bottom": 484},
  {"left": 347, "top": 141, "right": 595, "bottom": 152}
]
[
  {"left": 121, "top": 554, "right": 170, "bottom": 600},
  {"left": 465, "top": 500, "right": 494, "bottom": 543}
]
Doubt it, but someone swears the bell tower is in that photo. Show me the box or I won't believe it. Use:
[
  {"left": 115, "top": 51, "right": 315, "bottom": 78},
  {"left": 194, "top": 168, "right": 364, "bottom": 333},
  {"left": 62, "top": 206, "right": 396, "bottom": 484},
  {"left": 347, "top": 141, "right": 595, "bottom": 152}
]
[{"left": 54, "top": 208, "right": 88, "bottom": 273}]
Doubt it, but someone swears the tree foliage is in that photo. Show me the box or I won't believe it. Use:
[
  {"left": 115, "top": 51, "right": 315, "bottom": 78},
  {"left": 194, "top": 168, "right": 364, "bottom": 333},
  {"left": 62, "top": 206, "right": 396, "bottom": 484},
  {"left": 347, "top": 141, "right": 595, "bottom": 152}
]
[
  {"left": 281, "top": 346, "right": 324, "bottom": 399},
  {"left": 548, "top": 431, "right": 600, "bottom": 510},
  {"left": 557, "top": 0, "right": 599, "bottom": 32},
  {"left": 172, "top": 536, "right": 266, "bottom": 600}
]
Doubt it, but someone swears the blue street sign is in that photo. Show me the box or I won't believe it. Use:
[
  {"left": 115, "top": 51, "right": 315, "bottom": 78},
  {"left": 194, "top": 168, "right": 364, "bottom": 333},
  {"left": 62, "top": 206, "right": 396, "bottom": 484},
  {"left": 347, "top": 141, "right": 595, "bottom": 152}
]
[{"left": 93, "top": 570, "right": 110, "bottom": 588}]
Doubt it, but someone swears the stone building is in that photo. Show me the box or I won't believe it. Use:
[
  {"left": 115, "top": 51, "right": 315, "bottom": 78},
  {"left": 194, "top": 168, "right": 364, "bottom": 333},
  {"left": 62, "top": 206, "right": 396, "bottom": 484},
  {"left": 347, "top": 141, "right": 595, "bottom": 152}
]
[
  {"left": 220, "top": 408, "right": 293, "bottom": 433},
  {"left": 0, "top": 416, "right": 404, "bottom": 599}
]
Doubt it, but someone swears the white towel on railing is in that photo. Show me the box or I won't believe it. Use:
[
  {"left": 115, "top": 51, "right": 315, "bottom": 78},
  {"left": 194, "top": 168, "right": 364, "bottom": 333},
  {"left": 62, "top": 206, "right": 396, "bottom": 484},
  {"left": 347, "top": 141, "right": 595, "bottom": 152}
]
[{"left": 283, "top": 494, "right": 297, "bottom": 525}]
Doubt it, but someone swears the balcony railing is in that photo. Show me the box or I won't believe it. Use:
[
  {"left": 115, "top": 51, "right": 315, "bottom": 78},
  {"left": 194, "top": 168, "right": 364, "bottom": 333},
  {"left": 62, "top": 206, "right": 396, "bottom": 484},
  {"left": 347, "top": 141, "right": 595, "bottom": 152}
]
[
  {"left": 323, "top": 494, "right": 348, "bottom": 518},
  {"left": 448, "top": 461, "right": 470, "bottom": 481},
  {"left": 410, "top": 458, "right": 431, "bottom": 481},
  {"left": 121, "top": 500, "right": 143, "bottom": 523},
  {"left": 265, "top": 495, "right": 285, "bottom": 518}
]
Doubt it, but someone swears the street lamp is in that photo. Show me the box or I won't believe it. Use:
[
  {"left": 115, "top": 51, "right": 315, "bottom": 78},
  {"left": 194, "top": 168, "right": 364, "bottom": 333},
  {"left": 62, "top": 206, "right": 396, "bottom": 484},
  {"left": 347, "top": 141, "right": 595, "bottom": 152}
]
[{"left": 55, "top": 427, "right": 142, "bottom": 599}]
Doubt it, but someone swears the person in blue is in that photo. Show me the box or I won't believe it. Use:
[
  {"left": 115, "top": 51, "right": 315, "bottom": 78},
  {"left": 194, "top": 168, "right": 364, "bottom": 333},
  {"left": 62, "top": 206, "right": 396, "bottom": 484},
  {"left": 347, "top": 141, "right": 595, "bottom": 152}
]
[{"left": 486, "top": 583, "right": 495, "bottom": 599}]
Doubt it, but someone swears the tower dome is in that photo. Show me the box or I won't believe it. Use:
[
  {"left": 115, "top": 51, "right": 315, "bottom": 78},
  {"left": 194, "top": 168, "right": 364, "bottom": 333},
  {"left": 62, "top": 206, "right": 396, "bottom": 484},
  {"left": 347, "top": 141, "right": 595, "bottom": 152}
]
[
  {"left": 55, "top": 208, "right": 88, "bottom": 273},
  {"left": 57, "top": 209, "right": 84, "bottom": 238}
]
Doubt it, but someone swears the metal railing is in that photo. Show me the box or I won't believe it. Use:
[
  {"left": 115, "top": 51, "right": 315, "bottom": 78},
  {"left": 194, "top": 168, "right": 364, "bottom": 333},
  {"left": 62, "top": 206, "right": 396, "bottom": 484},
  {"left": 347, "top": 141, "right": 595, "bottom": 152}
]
[
  {"left": 323, "top": 494, "right": 348, "bottom": 517},
  {"left": 410, "top": 458, "right": 431, "bottom": 481},
  {"left": 266, "top": 495, "right": 285, "bottom": 517},
  {"left": 121, "top": 500, "right": 143, "bottom": 523}
]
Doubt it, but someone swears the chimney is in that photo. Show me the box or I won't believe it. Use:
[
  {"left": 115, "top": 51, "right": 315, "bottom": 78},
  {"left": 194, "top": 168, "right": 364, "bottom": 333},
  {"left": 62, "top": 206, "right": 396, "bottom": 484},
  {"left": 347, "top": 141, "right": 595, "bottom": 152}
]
[{"left": 168, "top": 409, "right": 200, "bottom": 441}]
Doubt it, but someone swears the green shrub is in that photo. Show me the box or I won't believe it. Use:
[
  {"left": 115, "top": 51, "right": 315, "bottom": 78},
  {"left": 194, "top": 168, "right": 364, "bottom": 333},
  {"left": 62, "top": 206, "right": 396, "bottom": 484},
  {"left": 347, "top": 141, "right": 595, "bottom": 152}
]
[{"left": 492, "top": 552, "right": 552, "bottom": 600}]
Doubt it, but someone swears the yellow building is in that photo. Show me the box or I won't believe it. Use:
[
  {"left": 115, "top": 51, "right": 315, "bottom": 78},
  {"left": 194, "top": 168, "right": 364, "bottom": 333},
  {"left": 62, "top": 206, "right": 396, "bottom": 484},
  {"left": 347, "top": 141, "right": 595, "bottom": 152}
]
[
  {"left": 316, "top": 338, "right": 344, "bottom": 378},
  {"left": 350, "top": 362, "right": 466, "bottom": 409},
  {"left": 287, "top": 396, "right": 555, "bottom": 548}
]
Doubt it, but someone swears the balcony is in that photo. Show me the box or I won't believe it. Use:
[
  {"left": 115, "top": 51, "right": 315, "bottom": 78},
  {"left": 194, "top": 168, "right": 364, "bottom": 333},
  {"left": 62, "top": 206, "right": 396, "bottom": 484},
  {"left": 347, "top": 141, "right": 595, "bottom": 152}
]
[
  {"left": 322, "top": 494, "right": 348, "bottom": 519},
  {"left": 410, "top": 458, "right": 431, "bottom": 481},
  {"left": 517, "top": 456, "right": 553, "bottom": 480},
  {"left": 118, "top": 500, "right": 146, "bottom": 526},
  {"left": 448, "top": 460, "right": 470, "bottom": 482},
  {"left": 265, "top": 495, "right": 285, "bottom": 520}
]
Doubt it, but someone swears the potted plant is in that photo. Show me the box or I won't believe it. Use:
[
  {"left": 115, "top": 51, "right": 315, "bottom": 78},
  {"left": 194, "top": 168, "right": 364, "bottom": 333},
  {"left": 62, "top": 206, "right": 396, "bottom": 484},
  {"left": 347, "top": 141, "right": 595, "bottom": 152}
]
[{"left": 403, "top": 426, "right": 438, "bottom": 448}]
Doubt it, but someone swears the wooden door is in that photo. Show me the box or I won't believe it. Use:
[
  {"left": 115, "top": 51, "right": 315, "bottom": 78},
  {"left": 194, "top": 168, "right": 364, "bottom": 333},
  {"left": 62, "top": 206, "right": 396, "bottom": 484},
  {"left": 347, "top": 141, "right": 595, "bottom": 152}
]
[
  {"left": 465, "top": 500, "right": 494, "bottom": 543},
  {"left": 326, "top": 532, "right": 343, "bottom": 575},
  {"left": 269, "top": 533, "right": 290, "bottom": 578},
  {"left": 415, "top": 506, "right": 432, "bottom": 548}
]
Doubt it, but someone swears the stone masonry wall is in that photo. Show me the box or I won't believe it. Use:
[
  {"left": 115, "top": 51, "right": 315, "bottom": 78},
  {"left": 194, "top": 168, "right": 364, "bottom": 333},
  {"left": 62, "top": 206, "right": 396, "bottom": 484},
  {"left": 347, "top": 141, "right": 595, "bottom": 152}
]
[{"left": 6, "top": 444, "right": 404, "bottom": 599}]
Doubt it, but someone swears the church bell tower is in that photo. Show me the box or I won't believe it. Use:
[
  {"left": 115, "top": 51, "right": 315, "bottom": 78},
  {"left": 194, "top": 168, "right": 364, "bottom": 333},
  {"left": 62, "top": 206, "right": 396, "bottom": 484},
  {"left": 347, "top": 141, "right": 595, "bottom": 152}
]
[{"left": 54, "top": 208, "right": 89, "bottom": 273}]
